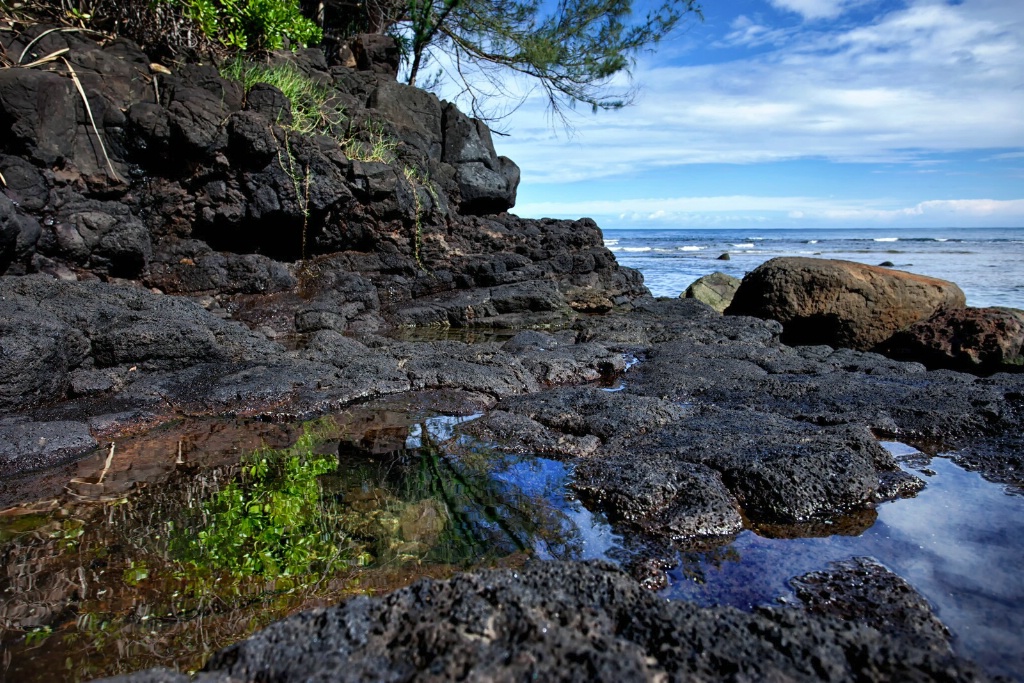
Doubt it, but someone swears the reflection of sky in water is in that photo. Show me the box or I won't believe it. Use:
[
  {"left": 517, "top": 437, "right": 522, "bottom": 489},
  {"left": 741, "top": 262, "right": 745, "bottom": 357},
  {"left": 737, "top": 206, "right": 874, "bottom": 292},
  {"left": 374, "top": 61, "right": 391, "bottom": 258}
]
[
  {"left": 490, "top": 457, "right": 623, "bottom": 561},
  {"left": 406, "top": 414, "right": 484, "bottom": 449},
  {"left": 659, "top": 451, "right": 1024, "bottom": 681},
  {"left": 441, "top": 426, "right": 1022, "bottom": 678}
]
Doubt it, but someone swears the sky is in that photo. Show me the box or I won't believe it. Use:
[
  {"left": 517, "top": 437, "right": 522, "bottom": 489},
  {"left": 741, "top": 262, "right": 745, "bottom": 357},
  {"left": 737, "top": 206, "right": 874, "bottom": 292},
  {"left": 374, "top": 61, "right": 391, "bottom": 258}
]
[{"left": 475, "top": 0, "right": 1024, "bottom": 229}]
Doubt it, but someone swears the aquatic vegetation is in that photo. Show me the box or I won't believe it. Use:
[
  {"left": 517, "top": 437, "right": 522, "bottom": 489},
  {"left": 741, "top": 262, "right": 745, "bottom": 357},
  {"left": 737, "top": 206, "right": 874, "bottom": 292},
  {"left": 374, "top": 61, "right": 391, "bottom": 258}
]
[
  {"left": 0, "top": 412, "right": 588, "bottom": 681},
  {"left": 172, "top": 419, "right": 355, "bottom": 579}
]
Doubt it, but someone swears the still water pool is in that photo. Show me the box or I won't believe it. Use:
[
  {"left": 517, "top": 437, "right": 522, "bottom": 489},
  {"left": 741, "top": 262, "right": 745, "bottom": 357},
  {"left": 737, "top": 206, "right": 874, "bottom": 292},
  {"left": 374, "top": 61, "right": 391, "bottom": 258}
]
[{"left": 1, "top": 413, "right": 1022, "bottom": 681}]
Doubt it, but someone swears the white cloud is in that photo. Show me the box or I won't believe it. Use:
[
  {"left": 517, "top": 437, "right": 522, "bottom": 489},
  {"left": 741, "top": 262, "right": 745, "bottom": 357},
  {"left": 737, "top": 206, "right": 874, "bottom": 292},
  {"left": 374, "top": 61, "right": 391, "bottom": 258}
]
[
  {"left": 514, "top": 196, "right": 1024, "bottom": 227},
  {"left": 492, "top": 0, "right": 1024, "bottom": 185},
  {"left": 768, "top": 0, "right": 855, "bottom": 20}
]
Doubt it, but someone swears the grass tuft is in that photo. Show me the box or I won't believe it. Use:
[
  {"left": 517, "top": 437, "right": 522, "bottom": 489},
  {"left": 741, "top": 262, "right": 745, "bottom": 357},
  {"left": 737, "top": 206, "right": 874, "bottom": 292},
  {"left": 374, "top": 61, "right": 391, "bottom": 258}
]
[{"left": 221, "top": 59, "right": 343, "bottom": 136}]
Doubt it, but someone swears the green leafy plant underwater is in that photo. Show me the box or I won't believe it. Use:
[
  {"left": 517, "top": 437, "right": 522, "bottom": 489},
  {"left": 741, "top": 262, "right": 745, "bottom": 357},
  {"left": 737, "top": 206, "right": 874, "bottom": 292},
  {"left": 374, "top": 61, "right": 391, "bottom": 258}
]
[{"left": 172, "top": 419, "right": 352, "bottom": 579}]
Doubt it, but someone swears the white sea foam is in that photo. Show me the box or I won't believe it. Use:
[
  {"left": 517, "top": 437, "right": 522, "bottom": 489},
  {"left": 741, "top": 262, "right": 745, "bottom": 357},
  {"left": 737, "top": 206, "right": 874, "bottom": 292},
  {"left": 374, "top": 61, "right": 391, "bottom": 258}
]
[
  {"left": 732, "top": 243, "right": 755, "bottom": 248},
  {"left": 620, "top": 247, "right": 652, "bottom": 252},
  {"left": 935, "top": 238, "right": 948, "bottom": 242},
  {"left": 874, "top": 237, "right": 899, "bottom": 242},
  {"left": 679, "top": 245, "right": 703, "bottom": 251},
  {"left": 807, "top": 240, "right": 819, "bottom": 244},
  {"left": 604, "top": 239, "right": 619, "bottom": 247}
]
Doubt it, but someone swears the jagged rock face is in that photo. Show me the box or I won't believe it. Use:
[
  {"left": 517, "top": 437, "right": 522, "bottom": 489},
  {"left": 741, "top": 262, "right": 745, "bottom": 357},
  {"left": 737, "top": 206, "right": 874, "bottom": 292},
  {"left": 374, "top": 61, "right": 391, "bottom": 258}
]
[
  {"left": 0, "top": 26, "right": 636, "bottom": 328},
  {"left": 882, "top": 306, "right": 1024, "bottom": 373},
  {"left": 726, "top": 257, "right": 966, "bottom": 350}
]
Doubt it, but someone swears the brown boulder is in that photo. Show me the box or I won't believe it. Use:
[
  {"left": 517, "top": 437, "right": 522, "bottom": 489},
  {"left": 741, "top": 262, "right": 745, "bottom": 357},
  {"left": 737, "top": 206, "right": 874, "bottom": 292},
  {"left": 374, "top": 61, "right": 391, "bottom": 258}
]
[
  {"left": 725, "top": 257, "right": 965, "bottom": 350},
  {"left": 882, "top": 306, "right": 1024, "bottom": 373}
]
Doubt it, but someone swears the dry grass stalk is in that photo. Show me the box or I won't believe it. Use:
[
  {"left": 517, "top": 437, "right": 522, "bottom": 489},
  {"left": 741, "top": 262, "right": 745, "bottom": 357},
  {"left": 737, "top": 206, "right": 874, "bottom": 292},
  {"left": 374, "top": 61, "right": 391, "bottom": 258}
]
[
  {"left": 17, "top": 26, "right": 105, "bottom": 65},
  {"left": 61, "top": 56, "right": 122, "bottom": 182},
  {"left": 19, "top": 47, "right": 69, "bottom": 69}
]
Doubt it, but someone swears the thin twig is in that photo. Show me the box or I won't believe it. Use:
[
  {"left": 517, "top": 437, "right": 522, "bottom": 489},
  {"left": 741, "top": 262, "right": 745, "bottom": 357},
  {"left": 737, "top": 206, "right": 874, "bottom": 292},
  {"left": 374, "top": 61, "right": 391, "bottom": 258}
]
[
  {"left": 0, "top": 170, "right": 5, "bottom": 188},
  {"left": 62, "top": 56, "right": 121, "bottom": 182},
  {"left": 97, "top": 442, "right": 115, "bottom": 484}
]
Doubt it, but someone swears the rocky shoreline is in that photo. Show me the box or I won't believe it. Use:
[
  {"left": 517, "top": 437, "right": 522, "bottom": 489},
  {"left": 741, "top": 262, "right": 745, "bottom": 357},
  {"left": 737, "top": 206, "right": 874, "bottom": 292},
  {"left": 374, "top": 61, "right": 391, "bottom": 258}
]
[{"left": 2, "top": 21, "right": 1022, "bottom": 682}]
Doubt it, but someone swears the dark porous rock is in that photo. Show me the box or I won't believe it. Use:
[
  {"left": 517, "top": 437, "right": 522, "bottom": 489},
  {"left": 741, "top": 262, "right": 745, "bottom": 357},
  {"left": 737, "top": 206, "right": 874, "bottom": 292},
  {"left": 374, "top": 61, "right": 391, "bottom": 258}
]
[
  {"left": 0, "top": 294, "right": 88, "bottom": 410},
  {"left": 882, "top": 306, "right": 1024, "bottom": 373},
  {"left": 507, "top": 338, "right": 626, "bottom": 386},
  {"left": 441, "top": 102, "right": 520, "bottom": 214},
  {"left": 34, "top": 198, "right": 151, "bottom": 278},
  {"left": 103, "top": 561, "right": 989, "bottom": 683},
  {"left": 576, "top": 405, "right": 902, "bottom": 529},
  {"left": 0, "top": 275, "right": 281, "bottom": 409},
  {"left": 99, "top": 669, "right": 229, "bottom": 683},
  {"left": 682, "top": 270, "right": 741, "bottom": 313},
  {"left": 717, "top": 251, "right": 731, "bottom": 260},
  {"left": 398, "top": 341, "right": 540, "bottom": 397},
  {"left": 146, "top": 240, "right": 296, "bottom": 295},
  {"left": 879, "top": 260, "right": 896, "bottom": 267},
  {"left": 161, "top": 64, "right": 243, "bottom": 158},
  {"left": 455, "top": 409, "right": 602, "bottom": 459},
  {"left": 242, "top": 82, "right": 293, "bottom": 127},
  {"left": 0, "top": 155, "right": 50, "bottom": 212},
  {"left": 0, "top": 419, "right": 97, "bottom": 475},
  {"left": 0, "top": 192, "right": 42, "bottom": 275},
  {"left": 369, "top": 79, "right": 443, "bottom": 161},
  {"left": 349, "top": 33, "right": 401, "bottom": 77},
  {"left": 499, "top": 386, "right": 688, "bottom": 442},
  {"left": 726, "top": 257, "right": 966, "bottom": 350},
  {"left": 575, "top": 457, "right": 743, "bottom": 538},
  {"left": 791, "top": 557, "right": 953, "bottom": 651}
]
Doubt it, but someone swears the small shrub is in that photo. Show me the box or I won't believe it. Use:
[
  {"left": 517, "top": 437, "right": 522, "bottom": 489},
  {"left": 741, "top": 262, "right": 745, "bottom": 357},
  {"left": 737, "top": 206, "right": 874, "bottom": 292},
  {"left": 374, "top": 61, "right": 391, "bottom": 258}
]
[{"left": 176, "top": 0, "right": 322, "bottom": 51}]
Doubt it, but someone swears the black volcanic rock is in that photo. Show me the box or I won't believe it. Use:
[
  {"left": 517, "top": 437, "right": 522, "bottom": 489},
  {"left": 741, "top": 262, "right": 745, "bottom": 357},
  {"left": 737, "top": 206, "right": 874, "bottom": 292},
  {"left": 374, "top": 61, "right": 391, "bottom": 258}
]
[{"left": 101, "top": 561, "right": 990, "bottom": 683}]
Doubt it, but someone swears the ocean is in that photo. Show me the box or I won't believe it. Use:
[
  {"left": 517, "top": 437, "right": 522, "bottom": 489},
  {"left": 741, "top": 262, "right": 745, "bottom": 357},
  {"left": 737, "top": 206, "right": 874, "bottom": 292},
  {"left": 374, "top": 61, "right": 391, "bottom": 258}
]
[{"left": 601, "top": 227, "right": 1024, "bottom": 309}]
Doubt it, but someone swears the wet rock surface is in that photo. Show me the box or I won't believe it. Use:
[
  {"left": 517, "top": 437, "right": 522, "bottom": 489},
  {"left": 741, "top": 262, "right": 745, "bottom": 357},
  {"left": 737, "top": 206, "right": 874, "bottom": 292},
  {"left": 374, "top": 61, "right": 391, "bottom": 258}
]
[{"left": 102, "top": 561, "right": 989, "bottom": 683}]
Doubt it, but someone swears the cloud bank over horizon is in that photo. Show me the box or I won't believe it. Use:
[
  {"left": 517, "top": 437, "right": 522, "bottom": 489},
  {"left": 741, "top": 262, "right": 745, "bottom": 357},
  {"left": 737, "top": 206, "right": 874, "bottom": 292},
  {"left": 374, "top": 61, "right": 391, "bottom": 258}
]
[{"left": 485, "top": 0, "right": 1024, "bottom": 229}]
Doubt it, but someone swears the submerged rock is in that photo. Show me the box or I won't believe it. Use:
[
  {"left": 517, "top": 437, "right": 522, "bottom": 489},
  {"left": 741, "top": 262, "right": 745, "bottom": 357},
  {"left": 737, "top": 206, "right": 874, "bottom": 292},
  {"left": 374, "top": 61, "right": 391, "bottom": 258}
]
[{"left": 726, "top": 257, "right": 966, "bottom": 350}]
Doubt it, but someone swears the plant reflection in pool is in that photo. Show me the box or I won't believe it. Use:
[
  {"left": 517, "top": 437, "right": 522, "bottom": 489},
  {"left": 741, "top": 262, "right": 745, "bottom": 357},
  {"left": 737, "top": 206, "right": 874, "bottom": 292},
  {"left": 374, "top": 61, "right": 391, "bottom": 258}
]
[{"left": 0, "top": 414, "right": 603, "bottom": 682}]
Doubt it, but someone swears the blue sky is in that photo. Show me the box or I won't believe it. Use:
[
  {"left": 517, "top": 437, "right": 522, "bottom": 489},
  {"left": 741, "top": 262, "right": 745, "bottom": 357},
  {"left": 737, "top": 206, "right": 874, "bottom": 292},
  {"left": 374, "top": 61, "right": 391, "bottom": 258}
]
[{"left": 477, "top": 0, "right": 1024, "bottom": 229}]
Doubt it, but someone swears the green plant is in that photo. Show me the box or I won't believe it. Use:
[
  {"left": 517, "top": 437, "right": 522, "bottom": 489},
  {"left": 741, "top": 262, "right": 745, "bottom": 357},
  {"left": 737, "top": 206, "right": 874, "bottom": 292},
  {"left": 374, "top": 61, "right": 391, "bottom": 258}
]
[
  {"left": 343, "top": 121, "right": 399, "bottom": 164},
  {"left": 277, "top": 133, "right": 312, "bottom": 258},
  {"left": 173, "top": 419, "right": 352, "bottom": 579},
  {"left": 402, "top": 165, "right": 437, "bottom": 274},
  {"left": 174, "top": 0, "right": 322, "bottom": 51},
  {"left": 221, "top": 58, "right": 343, "bottom": 136}
]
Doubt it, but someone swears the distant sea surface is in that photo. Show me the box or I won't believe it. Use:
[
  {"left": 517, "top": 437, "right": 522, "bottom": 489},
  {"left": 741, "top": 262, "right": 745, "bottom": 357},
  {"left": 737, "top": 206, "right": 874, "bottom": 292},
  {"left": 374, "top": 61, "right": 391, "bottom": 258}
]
[{"left": 602, "top": 227, "right": 1024, "bottom": 309}]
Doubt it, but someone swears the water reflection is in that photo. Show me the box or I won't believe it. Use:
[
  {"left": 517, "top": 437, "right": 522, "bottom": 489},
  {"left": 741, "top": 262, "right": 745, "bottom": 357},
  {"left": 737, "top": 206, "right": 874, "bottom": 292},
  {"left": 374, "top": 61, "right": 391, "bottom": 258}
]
[
  {"left": 0, "top": 413, "right": 599, "bottom": 682},
  {"left": 659, "top": 453, "right": 1024, "bottom": 681}
]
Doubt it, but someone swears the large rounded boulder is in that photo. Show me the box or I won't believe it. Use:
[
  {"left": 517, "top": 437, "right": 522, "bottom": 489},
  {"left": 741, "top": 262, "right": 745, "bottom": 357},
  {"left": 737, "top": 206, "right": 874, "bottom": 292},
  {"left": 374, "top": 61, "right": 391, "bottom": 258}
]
[{"left": 725, "top": 257, "right": 965, "bottom": 350}]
